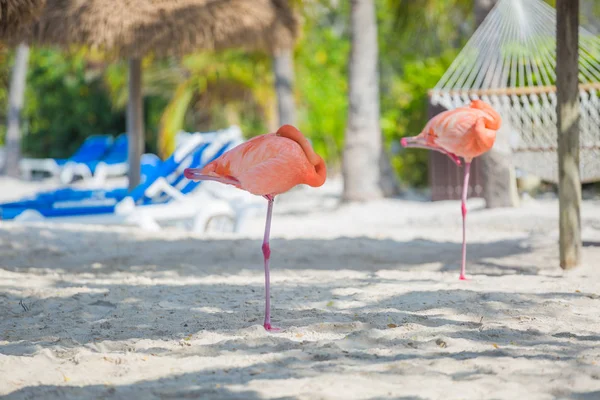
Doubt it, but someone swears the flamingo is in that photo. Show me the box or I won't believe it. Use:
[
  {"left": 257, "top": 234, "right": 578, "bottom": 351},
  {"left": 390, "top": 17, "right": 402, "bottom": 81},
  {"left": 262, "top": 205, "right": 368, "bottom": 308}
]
[
  {"left": 184, "top": 125, "right": 327, "bottom": 331},
  {"left": 400, "top": 99, "right": 501, "bottom": 280}
]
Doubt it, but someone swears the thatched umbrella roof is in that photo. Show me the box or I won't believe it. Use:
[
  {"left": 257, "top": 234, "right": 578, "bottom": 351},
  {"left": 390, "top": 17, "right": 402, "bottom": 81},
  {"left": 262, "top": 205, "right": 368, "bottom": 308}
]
[
  {"left": 0, "top": 0, "right": 46, "bottom": 36},
  {"left": 3, "top": 0, "right": 298, "bottom": 58}
]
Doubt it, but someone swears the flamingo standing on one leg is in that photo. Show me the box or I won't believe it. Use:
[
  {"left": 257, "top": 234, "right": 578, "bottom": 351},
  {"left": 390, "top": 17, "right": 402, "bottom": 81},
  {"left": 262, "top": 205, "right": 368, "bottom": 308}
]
[
  {"left": 400, "top": 99, "right": 501, "bottom": 280},
  {"left": 184, "top": 125, "right": 326, "bottom": 331}
]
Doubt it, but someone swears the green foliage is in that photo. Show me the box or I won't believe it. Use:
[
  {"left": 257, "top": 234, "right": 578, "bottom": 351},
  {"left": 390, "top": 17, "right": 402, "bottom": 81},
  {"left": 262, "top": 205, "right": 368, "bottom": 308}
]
[
  {"left": 380, "top": 52, "right": 458, "bottom": 187},
  {"left": 295, "top": 0, "right": 350, "bottom": 164},
  {"left": 21, "top": 48, "right": 125, "bottom": 158},
  {"left": 159, "top": 81, "right": 194, "bottom": 157},
  {"left": 385, "top": 0, "right": 471, "bottom": 57}
]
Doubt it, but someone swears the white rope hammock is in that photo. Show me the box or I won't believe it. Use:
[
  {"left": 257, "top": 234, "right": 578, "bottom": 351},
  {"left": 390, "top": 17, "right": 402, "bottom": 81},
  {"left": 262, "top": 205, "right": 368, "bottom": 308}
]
[{"left": 430, "top": 0, "right": 600, "bottom": 183}]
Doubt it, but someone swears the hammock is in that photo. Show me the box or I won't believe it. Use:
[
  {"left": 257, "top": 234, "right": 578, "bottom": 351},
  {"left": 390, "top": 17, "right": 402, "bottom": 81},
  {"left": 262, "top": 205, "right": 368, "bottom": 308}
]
[{"left": 429, "top": 0, "right": 600, "bottom": 183}]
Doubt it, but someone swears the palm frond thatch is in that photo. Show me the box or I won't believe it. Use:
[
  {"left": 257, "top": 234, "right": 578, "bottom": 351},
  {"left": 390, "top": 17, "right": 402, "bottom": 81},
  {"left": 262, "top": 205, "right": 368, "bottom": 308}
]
[
  {"left": 0, "top": 0, "right": 46, "bottom": 36},
  {"left": 3, "top": 0, "right": 298, "bottom": 57}
]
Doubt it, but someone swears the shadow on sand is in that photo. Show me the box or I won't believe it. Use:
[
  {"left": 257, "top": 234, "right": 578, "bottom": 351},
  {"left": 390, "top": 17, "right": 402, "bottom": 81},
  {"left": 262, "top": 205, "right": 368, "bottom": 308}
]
[{"left": 1, "top": 224, "right": 599, "bottom": 399}]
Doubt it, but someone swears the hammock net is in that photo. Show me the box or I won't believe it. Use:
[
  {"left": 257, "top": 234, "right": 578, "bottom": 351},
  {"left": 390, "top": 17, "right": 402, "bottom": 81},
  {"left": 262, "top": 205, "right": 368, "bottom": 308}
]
[{"left": 429, "top": 0, "right": 600, "bottom": 183}]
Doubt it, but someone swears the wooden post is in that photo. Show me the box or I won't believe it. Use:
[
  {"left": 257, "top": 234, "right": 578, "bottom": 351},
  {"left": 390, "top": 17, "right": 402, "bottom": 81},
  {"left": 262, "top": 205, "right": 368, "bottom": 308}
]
[
  {"left": 127, "top": 58, "right": 144, "bottom": 191},
  {"left": 556, "top": 0, "right": 581, "bottom": 269},
  {"left": 3, "top": 43, "right": 29, "bottom": 177},
  {"left": 272, "top": 48, "right": 297, "bottom": 127}
]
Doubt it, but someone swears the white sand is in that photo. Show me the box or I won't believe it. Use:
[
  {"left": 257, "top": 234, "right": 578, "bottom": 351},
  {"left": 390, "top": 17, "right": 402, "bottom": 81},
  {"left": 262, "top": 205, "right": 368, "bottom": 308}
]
[{"left": 1, "top": 176, "right": 600, "bottom": 399}]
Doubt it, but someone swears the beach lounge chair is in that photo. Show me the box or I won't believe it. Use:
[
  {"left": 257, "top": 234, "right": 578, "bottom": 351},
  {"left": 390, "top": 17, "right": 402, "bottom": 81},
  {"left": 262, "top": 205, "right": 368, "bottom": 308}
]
[
  {"left": 1, "top": 152, "right": 164, "bottom": 210},
  {"left": 0, "top": 134, "right": 212, "bottom": 215},
  {"left": 115, "top": 137, "right": 243, "bottom": 233},
  {"left": 116, "top": 133, "right": 271, "bottom": 233},
  {"left": 0, "top": 127, "right": 244, "bottom": 234},
  {"left": 60, "top": 133, "right": 129, "bottom": 184},
  {"left": 19, "top": 135, "right": 114, "bottom": 180}
]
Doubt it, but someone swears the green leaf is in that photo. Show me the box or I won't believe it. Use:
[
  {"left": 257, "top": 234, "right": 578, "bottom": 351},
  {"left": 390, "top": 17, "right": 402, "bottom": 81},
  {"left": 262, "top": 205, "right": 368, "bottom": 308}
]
[{"left": 159, "top": 81, "right": 194, "bottom": 158}]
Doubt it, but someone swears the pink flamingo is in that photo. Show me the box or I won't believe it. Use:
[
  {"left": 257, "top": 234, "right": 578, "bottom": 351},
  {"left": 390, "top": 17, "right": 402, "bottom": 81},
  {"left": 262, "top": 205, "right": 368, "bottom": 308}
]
[
  {"left": 184, "top": 125, "right": 327, "bottom": 331},
  {"left": 401, "top": 99, "right": 501, "bottom": 280}
]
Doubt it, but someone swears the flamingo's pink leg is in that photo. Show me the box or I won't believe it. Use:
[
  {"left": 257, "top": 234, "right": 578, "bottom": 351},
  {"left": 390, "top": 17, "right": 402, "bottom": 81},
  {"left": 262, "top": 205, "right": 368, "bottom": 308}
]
[
  {"left": 460, "top": 162, "right": 471, "bottom": 280},
  {"left": 262, "top": 195, "right": 279, "bottom": 332}
]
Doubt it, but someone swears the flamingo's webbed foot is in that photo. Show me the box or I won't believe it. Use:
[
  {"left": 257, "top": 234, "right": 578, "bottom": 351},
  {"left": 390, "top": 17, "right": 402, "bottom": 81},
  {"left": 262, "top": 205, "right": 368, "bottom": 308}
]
[{"left": 264, "top": 322, "right": 281, "bottom": 332}]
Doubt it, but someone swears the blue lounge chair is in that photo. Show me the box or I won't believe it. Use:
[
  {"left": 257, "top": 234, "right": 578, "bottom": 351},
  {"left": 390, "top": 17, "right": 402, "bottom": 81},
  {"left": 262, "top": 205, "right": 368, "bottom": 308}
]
[
  {"left": 19, "top": 135, "right": 114, "bottom": 179},
  {"left": 60, "top": 134, "right": 129, "bottom": 183},
  {"left": 0, "top": 137, "right": 210, "bottom": 215},
  {"left": 1, "top": 152, "right": 163, "bottom": 210},
  {"left": 0, "top": 127, "right": 244, "bottom": 231}
]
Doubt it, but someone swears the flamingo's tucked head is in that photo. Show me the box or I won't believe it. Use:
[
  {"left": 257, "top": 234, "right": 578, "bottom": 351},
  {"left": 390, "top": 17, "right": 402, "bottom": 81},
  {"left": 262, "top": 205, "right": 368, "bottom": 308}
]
[
  {"left": 470, "top": 99, "right": 502, "bottom": 131},
  {"left": 473, "top": 126, "right": 496, "bottom": 154},
  {"left": 465, "top": 100, "right": 501, "bottom": 157},
  {"left": 276, "top": 124, "right": 327, "bottom": 188}
]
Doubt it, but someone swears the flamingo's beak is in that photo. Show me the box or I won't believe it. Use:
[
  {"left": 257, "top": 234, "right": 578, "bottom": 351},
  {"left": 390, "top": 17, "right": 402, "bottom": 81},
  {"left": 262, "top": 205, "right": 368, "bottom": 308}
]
[{"left": 184, "top": 168, "right": 204, "bottom": 180}]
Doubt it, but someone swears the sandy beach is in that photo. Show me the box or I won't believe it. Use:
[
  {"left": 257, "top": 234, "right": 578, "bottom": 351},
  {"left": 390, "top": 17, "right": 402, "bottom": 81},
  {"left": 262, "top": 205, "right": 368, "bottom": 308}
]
[{"left": 1, "top": 176, "right": 600, "bottom": 399}]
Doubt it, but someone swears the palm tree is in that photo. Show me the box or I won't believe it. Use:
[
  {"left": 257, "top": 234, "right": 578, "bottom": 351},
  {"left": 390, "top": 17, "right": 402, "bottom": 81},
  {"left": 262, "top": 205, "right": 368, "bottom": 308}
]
[
  {"left": 272, "top": 48, "right": 297, "bottom": 126},
  {"left": 3, "top": 43, "right": 29, "bottom": 177},
  {"left": 342, "top": 0, "right": 383, "bottom": 201}
]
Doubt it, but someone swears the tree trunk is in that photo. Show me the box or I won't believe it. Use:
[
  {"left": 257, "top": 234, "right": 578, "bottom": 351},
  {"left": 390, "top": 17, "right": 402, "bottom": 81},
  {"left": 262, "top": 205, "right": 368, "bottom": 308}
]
[
  {"left": 127, "top": 58, "right": 144, "bottom": 191},
  {"left": 272, "top": 48, "right": 296, "bottom": 127},
  {"left": 342, "top": 0, "right": 383, "bottom": 201},
  {"left": 556, "top": 0, "right": 581, "bottom": 269},
  {"left": 474, "top": 0, "right": 520, "bottom": 209},
  {"left": 3, "top": 43, "right": 29, "bottom": 178}
]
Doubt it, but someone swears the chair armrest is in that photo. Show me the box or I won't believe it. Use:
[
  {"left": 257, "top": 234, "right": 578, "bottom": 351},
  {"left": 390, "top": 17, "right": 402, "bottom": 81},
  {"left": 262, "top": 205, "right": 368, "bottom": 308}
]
[{"left": 145, "top": 177, "right": 187, "bottom": 202}]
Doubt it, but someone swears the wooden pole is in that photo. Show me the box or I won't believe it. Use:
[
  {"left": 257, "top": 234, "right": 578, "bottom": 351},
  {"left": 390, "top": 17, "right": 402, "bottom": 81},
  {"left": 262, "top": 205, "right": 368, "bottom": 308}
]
[
  {"left": 127, "top": 58, "right": 144, "bottom": 191},
  {"left": 556, "top": 0, "right": 581, "bottom": 269},
  {"left": 428, "top": 82, "right": 600, "bottom": 98},
  {"left": 272, "top": 48, "right": 297, "bottom": 127},
  {"left": 3, "top": 43, "right": 29, "bottom": 177}
]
